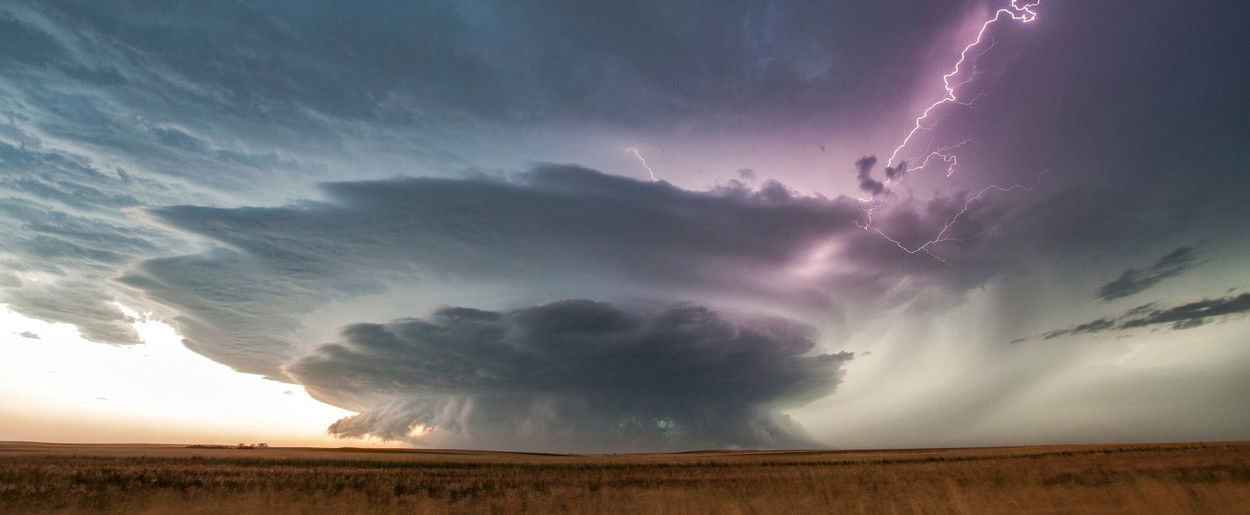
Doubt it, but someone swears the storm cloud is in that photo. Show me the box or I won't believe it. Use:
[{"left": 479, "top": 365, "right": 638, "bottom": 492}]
[
  {"left": 109, "top": 157, "right": 1213, "bottom": 384},
  {"left": 288, "top": 300, "right": 850, "bottom": 452},
  {"left": 1, "top": 1, "right": 1248, "bottom": 451},
  {"left": 118, "top": 166, "right": 865, "bottom": 376}
]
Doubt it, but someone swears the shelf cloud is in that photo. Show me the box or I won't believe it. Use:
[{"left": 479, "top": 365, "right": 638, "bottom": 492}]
[{"left": 289, "top": 300, "right": 851, "bottom": 451}]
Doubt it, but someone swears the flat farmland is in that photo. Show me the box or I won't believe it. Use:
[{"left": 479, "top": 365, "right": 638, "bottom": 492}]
[{"left": 1, "top": 441, "right": 1248, "bottom": 514}]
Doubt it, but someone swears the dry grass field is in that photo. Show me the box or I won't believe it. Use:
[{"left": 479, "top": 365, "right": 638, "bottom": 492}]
[{"left": 1, "top": 441, "right": 1248, "bottom": 514}]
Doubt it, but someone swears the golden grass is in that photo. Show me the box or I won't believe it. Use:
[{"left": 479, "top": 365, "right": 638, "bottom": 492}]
[{"left": 2, "top": 441, "right": 1248, "bottom": 514}]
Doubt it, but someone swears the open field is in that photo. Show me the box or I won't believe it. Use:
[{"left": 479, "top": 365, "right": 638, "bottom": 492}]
[{"left": 2, "top": 441, "right": 1249, "bottom": 514}]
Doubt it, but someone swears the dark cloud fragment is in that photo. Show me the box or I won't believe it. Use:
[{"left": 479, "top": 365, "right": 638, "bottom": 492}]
[
  {"left": 852, "top": 154, "right": 909, "bottom": 203},
  {"left": 1072, "top": 318, "right": 1116, "bottom": 334},
  {"left": 1043, "top": 329, "right": 1069, "bottom": 340},
  {"left": 884, "top": 161, "right": 908, "bottom": 181},
  {"left": 1120, "top": 293, "right": 1250, "bottom": 330},
  {"left": 1095, "top": 246, "right": 1205, "bottom": 301},
  {"left": 1123, "top": 303, "right": 1158, "bottom": 317},
  {"left": 1037, "top": 292, "right": 1250, "bottom": 339},
  {"left": 288, "top": 300, "right": 851, "bottom": 452},
  {"left": 855, "top": 156, "right": 884, "bottom": 196}
]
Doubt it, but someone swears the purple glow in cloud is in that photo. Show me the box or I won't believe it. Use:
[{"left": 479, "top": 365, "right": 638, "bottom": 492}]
[
  {"left": 886, "top": 0, "right": 1041, "bottom": 173},
  {"left": 860, "top": 0, "right": 1045, "bottom": 263}
]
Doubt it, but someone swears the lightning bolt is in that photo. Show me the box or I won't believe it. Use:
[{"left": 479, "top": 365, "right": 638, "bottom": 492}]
[
  {"left": 873, "top": 171, "right": 1046, "bottom": 265},
  {"left": 861, "top": 0, "right": 1044, "bottom": 263},
  {"left": 918, "top": 138, "right": 974, "bottom": 178},
  {"left": 626, "top": 147, "right": 659, "bottom": 181},
  {"left": 887, "top": 0, "right": 1041, "bottom": 171}
]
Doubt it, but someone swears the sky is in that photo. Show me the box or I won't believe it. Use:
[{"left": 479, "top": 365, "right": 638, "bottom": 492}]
[{"left": 1, "top": 0, "right": 1248, "bottom": 452}]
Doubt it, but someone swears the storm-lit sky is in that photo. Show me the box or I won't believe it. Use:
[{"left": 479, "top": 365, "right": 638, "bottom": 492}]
[{"left": 2, "top": 1, "right": 1248, "bottom": 452}]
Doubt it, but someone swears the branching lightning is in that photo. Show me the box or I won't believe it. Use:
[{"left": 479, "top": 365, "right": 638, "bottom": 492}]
[
  {"left": 862, "top": 0, "right": 1044, "bottom": 264},
  {"left": 626, "top": 147, "right": 659, "bottom": 181},
  {"left": 886, "top": 0, "right": 1040, "bottom": 171},
  {"left": 873, "top": 171, "right": 1046, "bottom": 265}
]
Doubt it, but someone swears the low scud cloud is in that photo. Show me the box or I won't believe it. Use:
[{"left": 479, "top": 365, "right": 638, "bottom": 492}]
[{"left": 288, "top": 300, "right": 851, "bottom": 452}]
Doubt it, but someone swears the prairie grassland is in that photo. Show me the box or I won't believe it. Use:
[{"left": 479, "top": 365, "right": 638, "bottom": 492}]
[{"left": 1, "top": 441, "right": 1248, "bottom": 514}]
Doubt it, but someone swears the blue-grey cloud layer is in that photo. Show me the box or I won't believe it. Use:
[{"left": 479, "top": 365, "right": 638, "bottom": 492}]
[{"left": 0, "top": 0, "right": 967, "bottom": 351}]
